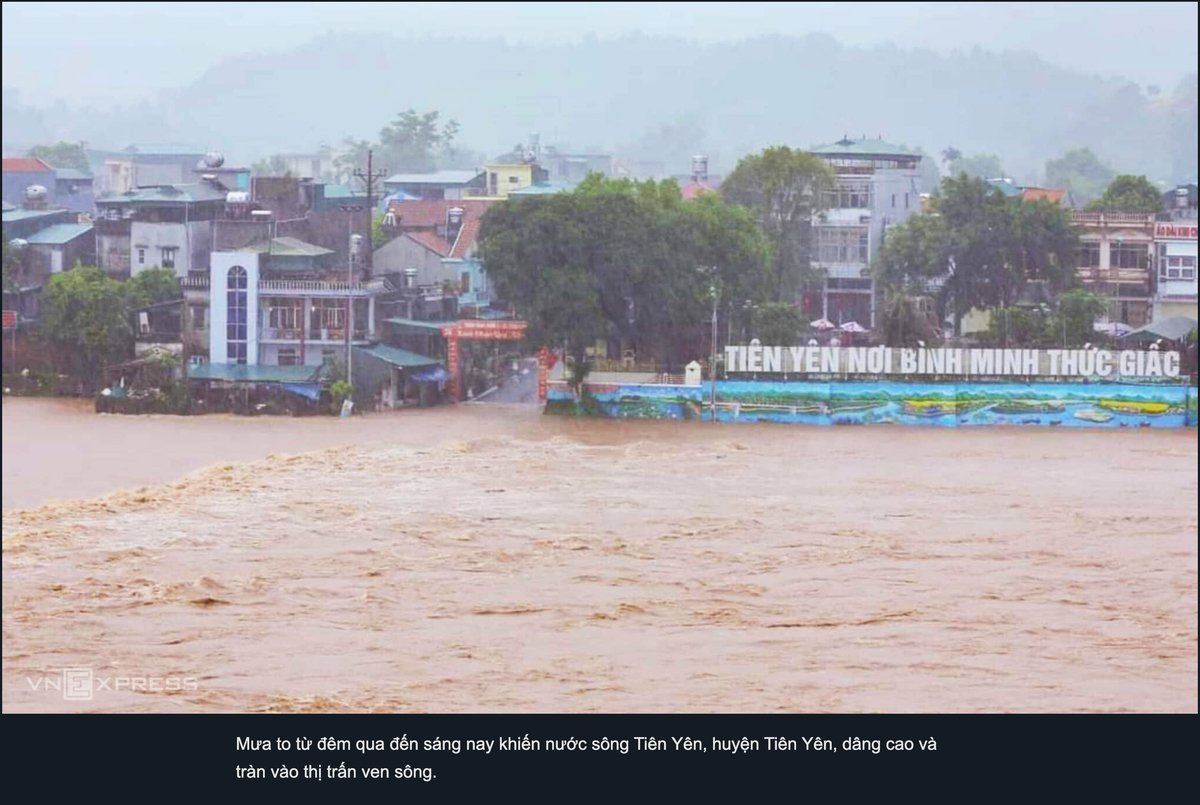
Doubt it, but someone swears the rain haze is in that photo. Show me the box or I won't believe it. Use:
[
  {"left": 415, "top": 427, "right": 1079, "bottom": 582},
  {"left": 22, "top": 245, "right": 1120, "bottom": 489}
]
[{"left": 3, "top": 1, "right": 1197, "bottom": 182}]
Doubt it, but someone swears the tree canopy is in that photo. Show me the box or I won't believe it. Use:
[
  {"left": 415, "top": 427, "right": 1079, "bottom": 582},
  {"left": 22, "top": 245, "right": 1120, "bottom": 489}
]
[
  {"left": 1084, "top": 175, "right": 1163, "bottom": 213},
  {"left": 945, "top": 153, "right": 1004, "bottom": 181},
  {"left": 27, "top": 141, "right": 89, "bottom": 172},
  {"left": 1044, "top": 148, "right": 1114, "bottom": 208},
  {"left": 874, "top": 175, "right": 1079, "bottom": 332},
  {"left": 38, "top": 266, "right": 133, "bottom": 381},
  {"left": 720, "top": 146, "right": 834, "bottom": 301},
  {"left": 478, "top": 174, "right": 771, "bottom": 378},
  {"left": 332, "top": 109, "right": 473, "bottom": 182},
  {"left": 125, "top": 267, "right": 181, "bottom": 310}
]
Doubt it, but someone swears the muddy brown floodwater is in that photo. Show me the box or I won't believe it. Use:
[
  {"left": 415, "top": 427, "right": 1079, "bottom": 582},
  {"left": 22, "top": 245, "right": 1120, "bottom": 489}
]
[{"left": 2, "top": 397, "right": 1197, "bottom": 712}]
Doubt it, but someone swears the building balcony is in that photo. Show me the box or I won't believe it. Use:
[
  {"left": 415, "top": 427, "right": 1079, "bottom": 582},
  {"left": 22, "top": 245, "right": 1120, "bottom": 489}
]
[
  {"left": 1070, "top": 211, "right": 1157, "bottom": 226},
  {"left": 260, "top": 326, "right": 371, "bottom": 343},
  {"left": 178, "top": 275, "right": 388, "bottom": 297}
]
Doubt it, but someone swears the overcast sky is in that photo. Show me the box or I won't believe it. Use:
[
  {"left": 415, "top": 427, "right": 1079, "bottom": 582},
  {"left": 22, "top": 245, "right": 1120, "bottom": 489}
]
[{"left": 4, "top": 2, "right": 1197, "bottom": 107}]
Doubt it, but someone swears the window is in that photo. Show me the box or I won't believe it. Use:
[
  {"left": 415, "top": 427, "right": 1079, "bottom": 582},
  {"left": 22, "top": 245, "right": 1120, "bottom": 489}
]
[
  {"left": 137, "top": 248, "right": 145, "bottom": 265},
  {"left": 160, "top": 247, "right": 178, "bottom": 269},
  {"left": 226, "top": 265, "right": 248, "bottom": 364},
  {"left": 277, "top": 348, "right": 299, "bottom": 366},
  {"left": 508, "top": 175, "right": 520, "bottom": 183},
  {"left": 1109, "top": 244, "right": 1148, "bottom": 270},
  {"left": 905, "top": 193, "right": 910, "bottom": 210},
  {"left": 105, "top": 207, "right": 119, "bottom": 221},
  {"left": 310, "top": 299, "right": 345, "bottom": 333},
  {"left": 1077, "top": 243, "right": 1101, "bottom": 268},
  {"left": 461, "top": 272, "right": 471, "bottom": 293},
  {"left": 891, "top": 194, "right": 896, "bottom": 208},
  {"left": 190, "top": 304, "right": 208, "bottom": 330},
  {"left": 1160, "top": 254, "right": 1197, "bottom": 280},
  {"left": 817, "top": 227, "right": 870, "bottom": 264},
  {"left": 268, "top": 300, "right": 302, "bottom": 331}
]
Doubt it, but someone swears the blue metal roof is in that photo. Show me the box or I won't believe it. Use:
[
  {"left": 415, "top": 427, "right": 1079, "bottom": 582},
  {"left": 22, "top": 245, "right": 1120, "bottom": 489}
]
[
  {"left": 187, "top": 363, "right": 322, "bottom": 383},
  {"left": 24, "top": 223, "right": 93, "bottom": 245},
  {"left": 354, "top": 343, "right": 442, "bottom": 368},
  {"left": 2, "top": 208, "right": 69, "bottom": 223}
]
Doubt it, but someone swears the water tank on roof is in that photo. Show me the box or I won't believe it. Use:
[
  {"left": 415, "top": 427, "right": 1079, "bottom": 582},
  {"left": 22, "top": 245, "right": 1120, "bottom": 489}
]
[
  {"left": 204, "top": 152, "right": 225, "bottom": 168},
  {"left": 24, "top": 185, "right": 48, "bottom": 200}
]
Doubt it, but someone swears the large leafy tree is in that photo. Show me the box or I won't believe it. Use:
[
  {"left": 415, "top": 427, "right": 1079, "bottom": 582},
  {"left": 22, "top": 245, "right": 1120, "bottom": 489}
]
[
  {"left": 720, "top": 146, "right": 834, "bottom": 301},
  {"left": 1085, "top": 175, "right": 1163, "bottom": 213},
  {"left": 333, "top": 109, "right": 464, "bottom": 181},
  {"left": 479, "top": 174, "right": 770, "bottom": 380},
  {"left": 39, "top": 266, "right": 133, "bottom": 382},
  {"left": 946, "top": 153, "right": 1004, "bottom": 180},
  {"left": 1045, "top": 148, "right": 1115, "bottom": 207},
  {"left": 27, "top": 141, "right": 89, "bottom": 172},
  {"left": 874, "top": 175, "right": 1078, "bottom": 333},
  {"left": 125, "top": 267, "right": 181, "bottom": 310}
]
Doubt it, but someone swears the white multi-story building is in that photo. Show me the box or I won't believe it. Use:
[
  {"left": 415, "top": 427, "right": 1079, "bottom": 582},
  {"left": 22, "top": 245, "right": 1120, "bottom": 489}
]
[
  {"left": 1152, "top": 186, "right": 1197, "bottom": 321},
  {"left": 187, "top": 238, "right": 389, "bottom": 369},
  {"left": 808, "top": 138, "right": 922, "bottom": 327}
]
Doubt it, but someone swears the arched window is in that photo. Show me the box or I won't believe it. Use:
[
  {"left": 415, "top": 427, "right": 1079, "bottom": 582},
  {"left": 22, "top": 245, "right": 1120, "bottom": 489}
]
[{"left": 226, "top": 265, "right": 248, "bottom": 364}]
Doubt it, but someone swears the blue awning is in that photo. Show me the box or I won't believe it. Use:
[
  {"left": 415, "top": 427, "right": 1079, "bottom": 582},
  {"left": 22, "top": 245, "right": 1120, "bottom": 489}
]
[
  {"left": 411, "top": 366, "right": 451, "bottom": 383},
  {"left": 282, "top": 383, "right": 322, "bottom": 401}
]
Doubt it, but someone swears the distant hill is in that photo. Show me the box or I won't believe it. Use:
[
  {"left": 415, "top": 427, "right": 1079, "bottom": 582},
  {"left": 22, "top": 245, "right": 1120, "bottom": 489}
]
[{"left": 3, "top": 32, "right": 1196, "bottom": 184}]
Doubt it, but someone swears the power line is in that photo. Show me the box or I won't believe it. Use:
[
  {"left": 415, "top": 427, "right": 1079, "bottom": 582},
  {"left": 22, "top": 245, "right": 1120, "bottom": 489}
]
[{"left": 352, "top": 149, "right": 387, "bottom": 274}]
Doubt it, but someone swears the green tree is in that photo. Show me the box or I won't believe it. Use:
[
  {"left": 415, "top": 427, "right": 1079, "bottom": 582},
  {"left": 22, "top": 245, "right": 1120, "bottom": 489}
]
[
  {"left": 720, "top": 146, "right": 834, "bottom": 301},
  {"left": 27, "top": 141, "right": 89, "bottom": 172},
  {"left": 1054, "top": 288, "right": 1107, "bottom": 347},
  {"left": 39, "top": 266, "right": 132, "bottom": 383},
  {"left": 3, "top": 231, "right": 20, "bottom": 293},
  {"left": 1085, "top": 175, "right": 1163, "bottom": 213},
  {"left": 479, "top": 174, "right": 771, "bottom": 384},
  {"left": 878, "top": 291, "right": 941, "bottom": 348},
  {"left": 124, "top": 267, "right": 180, "bottom": 310},
  {"left": 250, "top": 154, "right": 292, "bottom": 177},
  {"left": 1044, "top": 148, "right": 1114, "bottom": 207},
  {"left": 947, "top": 153, "right": 1004, "bottom": 180},
  {"left": 749, "top": 301, "right": 807, "bottom": 345},
  {"left": 334, "top": 110, "right": 463, "bottom": 182},
  {"left": 874, "top": 175, "right": 1078, "bottom": 334}
]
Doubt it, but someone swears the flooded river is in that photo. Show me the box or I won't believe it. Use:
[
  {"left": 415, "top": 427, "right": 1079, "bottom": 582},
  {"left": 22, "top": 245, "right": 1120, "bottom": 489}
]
[{"left": 3, "top": 398, "right": 1197, "bottom": 712}]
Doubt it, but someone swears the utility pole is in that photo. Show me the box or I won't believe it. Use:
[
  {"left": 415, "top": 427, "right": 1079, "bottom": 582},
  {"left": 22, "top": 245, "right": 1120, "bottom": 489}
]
[{"left": 352, "top": 149, "right": 387, "bottom": 275}]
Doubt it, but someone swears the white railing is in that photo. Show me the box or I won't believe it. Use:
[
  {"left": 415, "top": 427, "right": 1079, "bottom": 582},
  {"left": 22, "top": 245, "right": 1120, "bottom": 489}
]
[
  {"left": 180, "top": 277, "right": 388, "bottom": 295},
  {"left": 1071, "top": 212, "right": 1157, "bottom": 225}
]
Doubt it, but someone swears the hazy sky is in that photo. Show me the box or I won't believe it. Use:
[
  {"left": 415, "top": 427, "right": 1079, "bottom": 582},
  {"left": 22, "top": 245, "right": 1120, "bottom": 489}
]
[{"left": 3, "top": 1, "right": 1197, "bottom": 107}]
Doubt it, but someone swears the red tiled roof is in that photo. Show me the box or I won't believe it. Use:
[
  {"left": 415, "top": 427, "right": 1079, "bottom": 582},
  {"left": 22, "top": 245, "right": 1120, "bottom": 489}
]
[
  {"left": 680, "top": 178, "right": 717, "bottom": 200},
  {"left": 1022, "top": 187, "right": 1066, "bottom": 204},
  {"left": 405, "top": 230, "right": 452, "bottom": 257},
  {"left": 2, "top": 157, "right": 55, "bottom": 174},
  {"left": 384, "top": 198, "right": 495, "bottom": 227},
  {"left": 386, "top": 198, "right": 495, "bottom": 259}
]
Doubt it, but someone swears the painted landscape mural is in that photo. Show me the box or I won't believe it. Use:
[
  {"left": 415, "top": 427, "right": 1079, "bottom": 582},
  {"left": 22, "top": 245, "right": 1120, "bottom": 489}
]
[{"left": 547, "top": 380, "right": 1198, "bottom": 428}]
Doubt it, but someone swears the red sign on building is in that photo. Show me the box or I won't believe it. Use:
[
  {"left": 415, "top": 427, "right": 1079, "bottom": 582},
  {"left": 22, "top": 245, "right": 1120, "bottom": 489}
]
[
  {"left": 1, "top": 310, "right": 16, "bottom": 330},
  {"left": 442, "top": 319, "right": 527, "bottom": 340},
  {"left": 1154, "top": 223, "right": 1199, "bottom": 240}
]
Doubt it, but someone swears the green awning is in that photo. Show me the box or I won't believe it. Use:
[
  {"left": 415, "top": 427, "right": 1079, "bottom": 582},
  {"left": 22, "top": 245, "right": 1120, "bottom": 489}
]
[
  {"left": 353, "top": 344, "right": 442, "bottom": 368},
  {"left": 187, "top": 364, "right": 321, "bottom": 383},
  {"left": 383, "top": 317, "right": 456, "bottom": 333}
]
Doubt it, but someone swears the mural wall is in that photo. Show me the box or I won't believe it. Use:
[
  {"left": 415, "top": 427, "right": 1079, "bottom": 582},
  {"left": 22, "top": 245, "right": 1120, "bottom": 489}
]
[{"left": 546, "top": 380, "right": 1199, "bottom": 428}]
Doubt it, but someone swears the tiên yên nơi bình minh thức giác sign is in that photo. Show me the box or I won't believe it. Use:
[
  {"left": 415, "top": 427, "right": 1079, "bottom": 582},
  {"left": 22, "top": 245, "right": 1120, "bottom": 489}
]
[{"left": 723, "top": 345, "right": 1183, "bottom": 379}]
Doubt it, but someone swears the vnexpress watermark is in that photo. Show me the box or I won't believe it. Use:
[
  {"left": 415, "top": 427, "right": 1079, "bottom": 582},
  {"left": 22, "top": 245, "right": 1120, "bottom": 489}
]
[{"left": 26, "top": 668, "right": 198, "bottom": 700}]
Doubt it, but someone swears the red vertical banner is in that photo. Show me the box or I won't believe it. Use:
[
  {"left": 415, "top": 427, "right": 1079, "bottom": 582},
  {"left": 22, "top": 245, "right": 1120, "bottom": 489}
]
[
  {"left": 446, "top": 333, "right": 461, "bottom": 402},
  {"left": 537, "top": 347, "right": 549, "bottom": 403}
]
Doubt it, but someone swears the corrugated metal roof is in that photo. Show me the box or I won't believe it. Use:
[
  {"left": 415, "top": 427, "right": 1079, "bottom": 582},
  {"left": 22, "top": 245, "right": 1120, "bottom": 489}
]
[
  {"left": 245, "top": 236, "right": 334, "bottom": 257},
  {"left": 383, "top": 317, "right": 456, "bottom": 332},
  {"left": 384, "top": 170, "right": 483, "bottom": 185},
  {"left": 810, "top": 138, "right": 915, "bottom": 157},
  {"left": 2, "top": 208, "right": 69, "bottom": 223},
  {"left": 405, "top": 230, "right": 452, "bottom": 257},
  {"left": 2, "top": 157, "right": 55, "bottom": 173},
  {"left": 96, "top": 183, "right": 227, "bottom": 204},
  {"left": 322, "top": 184, "right": 368, "bottom": 199},
  {"left": 187, "top": 363, "right": 321, "bottom": 383},
  {"left": 507, "top": 181, "right": 575, "bottom": 196},
  {"left": 24, "top": 223, "right": 93, "bottom": 245},
  {"left": 54, "top": 168, "right": 92, "bottom": 181},
  {"left": 354, "top": 344, "right": 442, "bottom": 368},
  {"left": 123, "top": 144, "right": 204, "bottom": 156}
]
